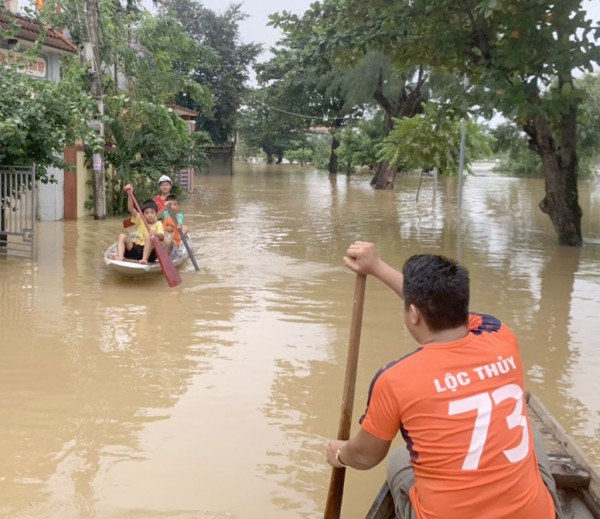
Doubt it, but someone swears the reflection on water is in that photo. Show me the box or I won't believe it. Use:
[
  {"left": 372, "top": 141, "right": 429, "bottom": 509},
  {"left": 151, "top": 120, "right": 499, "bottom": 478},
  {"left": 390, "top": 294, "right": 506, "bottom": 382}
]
[{"left": 0, "top": 164, "right": 599, "bottom": 518}]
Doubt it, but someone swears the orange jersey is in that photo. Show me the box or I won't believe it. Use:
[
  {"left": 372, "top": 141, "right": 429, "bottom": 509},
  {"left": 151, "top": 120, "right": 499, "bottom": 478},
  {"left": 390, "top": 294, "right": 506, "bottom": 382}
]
[
  {"left": 162, "top": 216, "right": 180, "bottom": 245},
  {"left": 360, "top": 313, "right": 555, "bottom": 519},
  {"left": 161, "top": 212, "right": 183, "bottom": 246}
]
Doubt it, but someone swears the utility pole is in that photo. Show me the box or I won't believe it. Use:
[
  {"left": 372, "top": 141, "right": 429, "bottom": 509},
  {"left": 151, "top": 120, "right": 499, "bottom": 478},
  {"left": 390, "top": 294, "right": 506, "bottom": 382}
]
[
  {"left": 457, "top": 75, "right": 468, "bottom": 211},
  {"left": 85, "top": 0, "right": 106, "bottom": 219}
]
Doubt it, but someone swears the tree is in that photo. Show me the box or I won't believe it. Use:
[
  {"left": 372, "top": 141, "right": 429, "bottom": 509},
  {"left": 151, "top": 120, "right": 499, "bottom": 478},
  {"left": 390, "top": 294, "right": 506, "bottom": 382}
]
[
  {"left": 103, "top": 95, "right": 211, "bottom": 214},
  {"left": 160, "top": 0, "right": 261, "bottom": 144},
  {"left": 0, "top": 63, "right": 99, "bottom": 246},
  {"left": 257, "top": 28, "right": 367, "bottom": 174},
  {"left": 478, "top": 74, "right": 600, "bottom": 178},
  {"left": 270, "top": 8, "right": 432, "bottom": 184},
  {"left": 237, "top": 87, "right": 310, "bottom": 164},
  {"left": 336, "top": 114, "right": 387, "bottom": 173},
  {"left": 380, "top": 103, "right": 494, "bottom": 175},
  {"left": 490, "top": 123, "right": 542, "bottom": 177},
  {"left": 575, "top": 73, "right": 600, "bottom": 175},
  {"left": 284, "top": 148, "right": 313, "bottom": 165},
  {"left": 0, "top": 64, "right": 99, "bottom": 177},
  {"left": 272, "top": 0, "right": 600, "bottom": 245},
  {"left": 54, "top": 0, "right": 215, "bottom": 215},
  {"left": 116, "top": 12, "right": 214, "bottom": 107}
]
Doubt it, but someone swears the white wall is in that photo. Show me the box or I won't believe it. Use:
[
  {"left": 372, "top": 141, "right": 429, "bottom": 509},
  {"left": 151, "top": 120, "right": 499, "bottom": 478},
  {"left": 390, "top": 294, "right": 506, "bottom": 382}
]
[{"left": 37, "top": 166, "right": 64, "bottom": 221}]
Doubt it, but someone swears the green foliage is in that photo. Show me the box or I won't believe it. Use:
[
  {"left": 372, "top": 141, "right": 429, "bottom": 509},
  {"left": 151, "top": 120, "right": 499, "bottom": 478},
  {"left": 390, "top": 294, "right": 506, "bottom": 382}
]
[
  {"left": 490, "top": 123, "right": 542, "bottom": 176},
  {"left": 47, "top": 0, "right": 90, "bottom": 47},
  {"left": 234, "top": 137, "right": 261, "bottom": 162},
  {"left": 490, "top": 72, "right": 600, "bottom": 178},
  {"left": 161, "top": 0, "right": 261, "bottom": 144},
  {"left": 337, "top": 114, "right": 387, "bottom": 172},
  {"left": 285, "top": 148, "right": 313, "bottom": 165},
  {"left": 278, "top": 0, "right": 598, "bottom": 120},
  {"left": 271, "top": 0, "right": 599, "bottom": 154},
  {"left": 56, "top": 0, "right": 215, "bottom": 109},
  {"left": 237, "top": 88, "right": 310, "bottom": 163},
  {"left": 307, "top": 132, "right": 335, "bottom": 170},
  {"left": 0, "top": 5, "right": 21, "bottom": 40},
  {"left": 271, "top": 0, "right": 599, "bottom": 243},
  {"left": 103, "top": 94, "right": 210, "bottom": 213},
  {"left": 122, "top": 13, "right": 214, "bottom": 106},
  {"left": 256, "top": 14, "right": 368, "bottom": 172},
  {"left": 43, "top": 0, "right": 218, "bottom": 214},
  {"left": 0, "top": 64, "right": 99, "bottom": 180},
  {"left": 3, "top": 0, "right": 255, "bottom": 216},
  {"left": 268, "top": 10, "right": 431, "bottom": 125},
  {"left": 491, "top": 74, "right": 600, "bottom": 176},
  {"left": 576, "top": 73, "right": 600, "bottom": 176},
  {"left": 379, "top": 103, "right": 494, "bottom": 175}
]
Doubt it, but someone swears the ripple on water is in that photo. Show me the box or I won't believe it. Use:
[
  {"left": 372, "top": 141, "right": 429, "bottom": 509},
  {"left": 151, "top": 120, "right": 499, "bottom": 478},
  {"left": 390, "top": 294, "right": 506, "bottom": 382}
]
[{"left": 6, "top": 494, "right": 95, "bottom": 519}]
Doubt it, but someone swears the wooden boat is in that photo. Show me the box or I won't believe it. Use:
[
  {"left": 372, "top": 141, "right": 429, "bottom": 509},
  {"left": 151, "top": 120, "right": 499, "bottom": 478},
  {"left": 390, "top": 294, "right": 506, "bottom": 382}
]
[
  {"left": 366, "top": 392, "right": 600, "bottom": 519},
  {"left": 103, "top": 237, "right": 191, "bottom": 278}
]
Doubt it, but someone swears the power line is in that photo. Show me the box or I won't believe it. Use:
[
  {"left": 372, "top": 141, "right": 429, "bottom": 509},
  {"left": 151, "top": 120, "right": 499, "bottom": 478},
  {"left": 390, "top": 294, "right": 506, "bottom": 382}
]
[
  {"left": 75, "top": 4, "right": 362, "bottom": 124},
  {"left": 248, "top": 95, "right": 360, "bottom": 122}
]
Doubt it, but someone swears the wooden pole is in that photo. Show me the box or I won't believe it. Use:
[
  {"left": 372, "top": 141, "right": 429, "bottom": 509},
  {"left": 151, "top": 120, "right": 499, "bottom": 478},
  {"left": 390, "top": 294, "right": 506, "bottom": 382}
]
[
  {"left": 85, "top": 0, "right": 106, "bottom": 219},
  {"left": 323, "top": 273, "right": 367, "bottom": 519},
  {"left": 166, "top": 205, "right": 200, "bottom": 272}
]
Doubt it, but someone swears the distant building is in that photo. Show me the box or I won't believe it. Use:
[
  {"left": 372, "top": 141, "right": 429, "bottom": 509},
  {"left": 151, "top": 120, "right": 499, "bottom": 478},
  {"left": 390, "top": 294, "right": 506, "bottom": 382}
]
[{"left": 308, "top": 126, "right": 330, "bottom": 134}]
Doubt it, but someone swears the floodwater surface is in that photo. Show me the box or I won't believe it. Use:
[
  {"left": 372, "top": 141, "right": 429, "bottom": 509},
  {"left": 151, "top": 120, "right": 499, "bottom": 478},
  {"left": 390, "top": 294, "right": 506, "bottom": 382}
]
[{"left": 1, "top": 163, "right": 599, "bottom": 518}]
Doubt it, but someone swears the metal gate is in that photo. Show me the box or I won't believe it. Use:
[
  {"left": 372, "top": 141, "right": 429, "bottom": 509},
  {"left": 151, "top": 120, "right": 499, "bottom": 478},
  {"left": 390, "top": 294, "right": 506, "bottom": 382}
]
[{"left": 0, "top": 165, "right": 36, "bottom": 260}]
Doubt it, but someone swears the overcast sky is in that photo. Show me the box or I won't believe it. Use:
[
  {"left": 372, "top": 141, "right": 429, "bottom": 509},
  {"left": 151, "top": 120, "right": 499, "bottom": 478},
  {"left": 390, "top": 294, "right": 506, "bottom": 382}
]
[{"left": 198, "top": 0, "right": 316, "bottom": 60}]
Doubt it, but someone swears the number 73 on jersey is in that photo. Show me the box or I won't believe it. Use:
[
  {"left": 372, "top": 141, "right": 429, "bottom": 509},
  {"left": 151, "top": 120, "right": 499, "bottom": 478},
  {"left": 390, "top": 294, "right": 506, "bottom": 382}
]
[{"left": 449, "top": 383, "right": 529, "bottom": 470}]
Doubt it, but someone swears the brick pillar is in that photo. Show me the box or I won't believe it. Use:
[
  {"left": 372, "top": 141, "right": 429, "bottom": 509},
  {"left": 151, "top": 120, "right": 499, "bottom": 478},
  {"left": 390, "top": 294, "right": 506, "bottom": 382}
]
[{"left": 64, "top": 146, "right": 78, "bottom": 220}]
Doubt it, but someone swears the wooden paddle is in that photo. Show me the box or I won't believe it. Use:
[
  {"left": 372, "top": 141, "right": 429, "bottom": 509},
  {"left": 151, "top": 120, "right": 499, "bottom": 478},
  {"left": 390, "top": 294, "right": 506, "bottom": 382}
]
[
  {"left": 126, "top": 188, "right": 182, "bottom": 288},
  {"left": 166, "top": 205, "right": 200, "bottom": 272},
  {"left": 323, "top": 273, "right": 367, "bottom": 519}
]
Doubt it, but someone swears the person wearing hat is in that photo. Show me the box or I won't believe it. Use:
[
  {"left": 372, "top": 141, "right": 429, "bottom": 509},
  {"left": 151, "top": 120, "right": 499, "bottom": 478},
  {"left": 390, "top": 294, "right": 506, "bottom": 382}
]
[
  {"left": 154, "top": 175, "right": 173, "bottom": 219},
  {"left": 154, "top": 174, "right": 190, "bottom": 236}
]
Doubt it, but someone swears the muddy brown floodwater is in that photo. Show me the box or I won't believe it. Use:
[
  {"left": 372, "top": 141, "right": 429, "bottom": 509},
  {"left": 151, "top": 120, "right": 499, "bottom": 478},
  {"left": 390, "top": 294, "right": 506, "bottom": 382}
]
[{"left": 1, "top": 163, "right": 599, "bottom": 518}]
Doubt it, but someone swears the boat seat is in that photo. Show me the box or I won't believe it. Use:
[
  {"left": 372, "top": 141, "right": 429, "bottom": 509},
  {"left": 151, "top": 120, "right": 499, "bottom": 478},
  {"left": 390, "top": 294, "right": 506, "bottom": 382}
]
[{"left": 549, "top": 453, "right": 591, "bottom": 489}]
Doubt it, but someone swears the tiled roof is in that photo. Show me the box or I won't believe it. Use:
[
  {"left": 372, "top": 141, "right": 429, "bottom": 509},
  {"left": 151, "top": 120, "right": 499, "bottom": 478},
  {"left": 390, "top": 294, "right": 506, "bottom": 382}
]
[
  {"left": 166, "top": 104, "right": 200, "bottom": 117},
  {"left": 0, "top": 11, "right": 77, "bottom": 54}
]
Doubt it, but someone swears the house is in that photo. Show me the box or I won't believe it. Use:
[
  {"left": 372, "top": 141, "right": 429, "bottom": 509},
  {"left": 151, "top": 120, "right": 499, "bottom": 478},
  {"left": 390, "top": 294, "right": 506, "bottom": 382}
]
[
  {"left": 1, "top": 1, "right": 79, "bottom": 221},
  {"left": 1, "top": 2, "right": 77, "bottom": 81}
]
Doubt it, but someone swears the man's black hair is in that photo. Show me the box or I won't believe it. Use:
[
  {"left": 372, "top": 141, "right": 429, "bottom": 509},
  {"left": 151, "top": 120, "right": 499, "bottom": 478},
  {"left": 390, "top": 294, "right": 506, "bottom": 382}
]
[
  {"left": 166, "top": 194, "right": 178, "bottom": 202},
  {"left": 402, "top": 254, "right": 469, "bottom": 331}
]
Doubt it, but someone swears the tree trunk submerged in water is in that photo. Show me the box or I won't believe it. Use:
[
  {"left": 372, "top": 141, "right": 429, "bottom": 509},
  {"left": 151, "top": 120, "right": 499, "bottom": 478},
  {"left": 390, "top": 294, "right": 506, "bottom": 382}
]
[
  {"left": 262, "top": 145, "right": 274, "bottom": 164},
  {"left": 370, "top": 66, "right": 427, "bottom": 189},
  {"left": 523, "top": 77, "right": 582, "bottom": 247},
  {"left": 328, "top": 134, "right": 340, "bottom": 175},
  {"left": 328, "top": 117, "right": 345, "bottom": 175},
  {"left": 371, "top": 160, "right": 396, "bottom": 189},
  {"left": 537, "top": 143, "right": 582, "bottom": 246}
]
